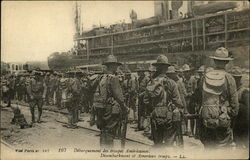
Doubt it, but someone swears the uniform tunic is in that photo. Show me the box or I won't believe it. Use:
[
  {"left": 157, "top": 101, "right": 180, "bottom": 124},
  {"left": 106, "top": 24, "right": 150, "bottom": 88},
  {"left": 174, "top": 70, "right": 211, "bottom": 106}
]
[{"left": 26, "top": 77, "right": 47, "bottom": 122}]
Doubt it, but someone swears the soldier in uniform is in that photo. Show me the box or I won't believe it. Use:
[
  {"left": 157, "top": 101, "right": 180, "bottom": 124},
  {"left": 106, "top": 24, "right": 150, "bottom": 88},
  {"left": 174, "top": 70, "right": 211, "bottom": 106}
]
[
  {"left": 88, "top": 71, "right": 99, "bottom": 126},
  {"left": 47, "top": 72, "right": 57, "bottom": 105},
  {"left": 199, "top": 47, "right": 239, "bottom": 149},
  {"left": 182, "top": 64, "right": 197, "bottom": 137},
  {"left": 80, "top": 72, "right": 90, "bottom": 113},
  {"left": 136, "top": 66, "right": 150, "bottom": 131},
  {"left": 55, "top": 73, "right": 63, "bottom": 109},
  {"left": 144, "top": 55, "right": 183, "bottom": 147},
  {"left": 192, "top": 65, "right": 205, "bottom": 139},
  {"left": 166, "top": 66, "right": 184, "bottom": 147},
  {"left": 7, "top": 74, "right": 16, "bottom": 107},
  {"left": 1, "top": 75, "right": 10, "bottom": 106},
  {"left": 176, "top": 68, "right": 189, "bottom": 136},
  {"left": 26, "top": 71, "right": 47, "bottom": 123},
  {"left": 91, "top": 55, "right": 128, "bottom": 148},
  {"left": 230, "top": 66, "right": 249, "bottom": 148},
  {"left": 16, "top": 74, "right": 26, "bottom": 101},
  {"left": 123, "top": 70, "right": 137, "bottom": 123},
  {"left": 66, "top": 71, "right": 82, "bottom": 127},
  {"left": 43, "top": 72, "right": 50, "bottom": 105}
]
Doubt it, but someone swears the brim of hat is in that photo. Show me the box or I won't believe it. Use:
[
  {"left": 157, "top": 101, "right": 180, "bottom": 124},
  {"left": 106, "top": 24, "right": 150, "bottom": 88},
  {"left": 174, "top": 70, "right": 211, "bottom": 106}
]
[
  {"left": 102, "top": 62, "right": 122, "bottom": 66},
  {"left": 166, "top": 71, "right": 176, "bottom": 74},
  {"left": 151, "top": 62, "right": 171, "bottom": 66},
  {"left": 231, "top": 74, "right": 242, "bottom": 77},
  {"left": 209, "top": 56, "right": 234, "bottom": 61}
]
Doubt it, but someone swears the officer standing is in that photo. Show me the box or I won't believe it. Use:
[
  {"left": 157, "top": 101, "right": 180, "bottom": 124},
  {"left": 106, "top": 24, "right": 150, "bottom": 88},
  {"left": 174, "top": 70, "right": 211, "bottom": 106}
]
[
  {"left": 26, "top": 71, "right": 47, "bottom": 123},
  {"left": 91, "top": 55, "right": 127, "bottom": 148},
  {"left": 144, "top": 55, "right": 183, "bottom": 147},
  {"left": 199, "top": 47, "right": 239, "bottom": 149}
]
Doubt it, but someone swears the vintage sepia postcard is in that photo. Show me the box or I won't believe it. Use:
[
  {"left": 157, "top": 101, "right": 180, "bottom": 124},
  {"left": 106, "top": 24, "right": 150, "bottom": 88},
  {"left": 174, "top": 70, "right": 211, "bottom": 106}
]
[{"left": 1, "top": 1, "right": 249, "bottom": 160}]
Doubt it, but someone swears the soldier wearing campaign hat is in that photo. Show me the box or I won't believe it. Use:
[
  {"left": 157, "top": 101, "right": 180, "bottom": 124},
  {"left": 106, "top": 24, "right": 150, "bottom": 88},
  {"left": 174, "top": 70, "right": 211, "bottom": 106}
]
[
  {"left": 90, "top": 55, "right": 128, "bottom": 148},
  {"left": 26, "top": 71, "right": 47, "bottom": 123},
  {"left": 62, "top": 71, "right": 81, "bottom": 128},
  {"left": 182, "top": 63, "right": 197, "bottom": 137},
  {"left": 199, "top": 47, "right": 239, "bottom": 149},
  {"left": 143, "top": 55, "right": 183, "bottom": 147}
]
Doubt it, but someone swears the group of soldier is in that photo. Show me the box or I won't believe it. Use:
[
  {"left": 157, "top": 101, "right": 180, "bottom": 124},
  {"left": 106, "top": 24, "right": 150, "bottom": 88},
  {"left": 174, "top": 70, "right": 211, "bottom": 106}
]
[{"left": 1, "top": 47, "right": 249, "bottom": 150}]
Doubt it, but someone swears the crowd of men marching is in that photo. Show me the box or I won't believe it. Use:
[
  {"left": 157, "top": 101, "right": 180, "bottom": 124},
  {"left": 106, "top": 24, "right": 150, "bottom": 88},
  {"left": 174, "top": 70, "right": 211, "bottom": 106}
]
[{"left": 1, "top": 47, "right": 249, "bottom": 150}]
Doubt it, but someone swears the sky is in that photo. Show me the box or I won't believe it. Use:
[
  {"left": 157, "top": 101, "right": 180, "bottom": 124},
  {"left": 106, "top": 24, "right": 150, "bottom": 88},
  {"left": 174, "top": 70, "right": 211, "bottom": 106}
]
[{"left": 1, "top": 1, "right": 154, "bottom": 63}]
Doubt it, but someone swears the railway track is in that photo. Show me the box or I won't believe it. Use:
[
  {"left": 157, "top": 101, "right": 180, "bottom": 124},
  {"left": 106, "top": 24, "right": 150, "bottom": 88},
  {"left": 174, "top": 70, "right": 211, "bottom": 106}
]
[{"left": 10, "top": 102, "right": 152, "bottom": 146}]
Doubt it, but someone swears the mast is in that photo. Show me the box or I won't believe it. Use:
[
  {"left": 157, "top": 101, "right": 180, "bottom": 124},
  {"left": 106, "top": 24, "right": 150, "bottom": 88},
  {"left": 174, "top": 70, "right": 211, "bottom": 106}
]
[{"left": 74, "top": 1, "right": 81, "bottom": 36}]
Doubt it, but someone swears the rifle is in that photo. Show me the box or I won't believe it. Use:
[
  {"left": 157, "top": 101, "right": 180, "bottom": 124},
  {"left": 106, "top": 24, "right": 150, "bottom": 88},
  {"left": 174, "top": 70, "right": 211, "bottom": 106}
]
[{"left": 120, "top": 105, "right": 128, "bottom": 148}]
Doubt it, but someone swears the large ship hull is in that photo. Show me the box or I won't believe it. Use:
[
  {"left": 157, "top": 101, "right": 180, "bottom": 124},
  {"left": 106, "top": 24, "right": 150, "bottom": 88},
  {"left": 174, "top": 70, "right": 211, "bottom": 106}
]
[{"left": 48, "top": 8, "right": 250, "bottom": 71}]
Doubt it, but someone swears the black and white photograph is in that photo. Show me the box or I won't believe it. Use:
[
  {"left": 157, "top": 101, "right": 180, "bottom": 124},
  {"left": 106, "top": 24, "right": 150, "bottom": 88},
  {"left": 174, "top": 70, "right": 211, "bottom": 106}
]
[{"left": 1, "top": 1, "right": 249, "bottom": 159}]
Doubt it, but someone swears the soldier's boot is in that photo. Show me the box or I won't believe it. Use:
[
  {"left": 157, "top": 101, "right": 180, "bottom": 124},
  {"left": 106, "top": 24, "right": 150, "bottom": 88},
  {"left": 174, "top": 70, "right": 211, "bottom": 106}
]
[
  {"left": 144, "top": 117, "right": 151, "bottom": 134},
  {"left": 67, "top": 111, "right": 77, "bottom": 128},
  {"left": 132, "top": 109, "right": 137, "bottom": 124},
  {"left": 37, "top": 107, "right": 42, "bottom": 123},
  {"left": 140, "top": 116, "right": 145, "bottom": 129},
  {"left": 106, "top": 132, "right": 114, "bottom": 148},
  {"left": 135, "top": 116, "right": 144, "bottom": 131},
  {"left": 100, "top": 131, "right": 113, "bottom": 148},
  {"left": 100, "top": 131, "right": 106, "bottom": 148}
]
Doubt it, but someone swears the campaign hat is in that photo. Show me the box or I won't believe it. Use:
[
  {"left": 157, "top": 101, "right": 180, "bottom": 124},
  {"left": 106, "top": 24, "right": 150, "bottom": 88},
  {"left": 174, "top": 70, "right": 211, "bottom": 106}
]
[
  {"left": 151, "top": 55, "right": 171, "bottom": 67},
  {"left": 197, "top": 65, "right": 205, "bottom": 73},
  {"left": 102, "top": 55, "right": 122, "bottom": 66},
  {"left": 182, "top": 64, "right": 191, "bottom": 72},
  {"left": 209, "top": 47, "right": 234, "bottom": 61},
  {"left": 166, "top": 66, "right": 177, "bottom": 74}
]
